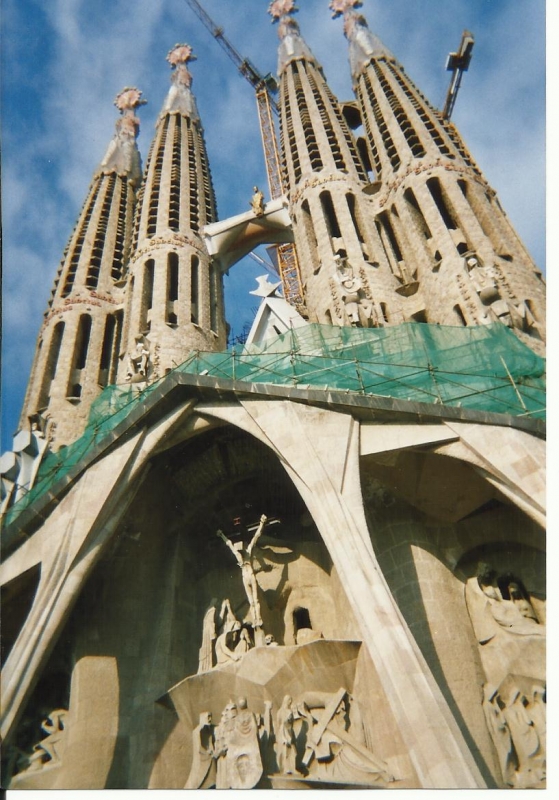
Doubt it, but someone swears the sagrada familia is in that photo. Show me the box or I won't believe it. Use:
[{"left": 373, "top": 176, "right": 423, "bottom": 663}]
[{"left": 0, "top": 0, "right": 546, "bottom": 790}]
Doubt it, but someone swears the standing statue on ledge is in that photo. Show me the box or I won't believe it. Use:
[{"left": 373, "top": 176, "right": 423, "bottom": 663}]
[
  {"left": 217, "top": 515, "right": 267, "bottom": 628},
  {"left": 126, "top": 335, "right": 150, "bottom": 381},
  {"left": 250, "top": 186, "right": 265, "bottom": 217}
]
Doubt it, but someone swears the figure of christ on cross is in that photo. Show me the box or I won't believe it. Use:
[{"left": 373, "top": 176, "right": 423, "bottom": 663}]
[{"left": 216, "top": 514, "right": 267, "bottom": 628}]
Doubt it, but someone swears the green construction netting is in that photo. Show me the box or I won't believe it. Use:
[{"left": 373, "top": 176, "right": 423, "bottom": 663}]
[{"left": 3, "top": 322, "right": 545, "bottom": 529}]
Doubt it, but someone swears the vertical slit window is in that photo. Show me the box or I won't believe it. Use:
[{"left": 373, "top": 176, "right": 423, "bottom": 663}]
[
  {"left": 293, "top": 64, "right": 323, "bottom": 172},
  {"left": 301, "top": 199, "right": 319, "bottom": 269},
  {"left": 168, "top": 117, "right": 181, "bottom": 231},
  {"left": 110, "top": 310, "right": 123, "bottom": 385},
  {"left": 404, "top": 187, "right": 432, "bottom": 239},
  {"left": 167, "top": 252, "right": 179, "bottom": 325},
  {"left": 320, "top": 191, "right": 341, "bottom": 239},
  {"left": 362, "top": 73, "right": 400, "bottom": 171},
  {"left": 74, "top": 315, "right": 92, "bottom": 371},
  {"left": 147, "top": 117, "right": 169, "bottom": 237},
  {"left": 86, "top": 174, "right": 116, "bottom": 289},
  {"left": 140, "top": 259, "right": 155, "bottom": 331},
  {"left": 188, "top": 128, "right": 200, "bottom": 232},
  {"left": 191, "top": 255, "right": 199, "bottom": 324},
  {"left": 62, "top": 180, "right": 102, "bottom": 297},
  {"left": 426, "top": 177, "right": 457, "bottom": 230},
  {"left": 37, "top": 322, "right": 65, "bottom": 410},
  {"left": 372, "top": 62, "right": 425, "bottom": 158},
  {"left": 281, "top": 78, "right": 302, "bottom": 184},
  {"left": 210, "top": 264, "right": 218, "bottom": 333},
  {"left": 377, "top": 211, "right": 403, "bottom": 262},
  {"left": 98, "top": 315, "right": 116, "bottom": 387},
  {"left": 111, "top": 179, "right": 129, "bottom": 281},
  {"left": 454, "top": 304, "right": 467, "bottom": 326},
  {"left": 346, "top": 194, "right": 365, "bottom": 243}
]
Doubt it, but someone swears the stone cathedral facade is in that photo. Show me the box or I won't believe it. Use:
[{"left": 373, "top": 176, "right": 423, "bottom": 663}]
[{"left": 1, "top": 0, "right": 545, "bottom": 791}]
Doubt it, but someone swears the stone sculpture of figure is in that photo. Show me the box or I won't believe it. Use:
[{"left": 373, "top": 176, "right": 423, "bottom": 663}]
[
  {"left": 215, "top": 620, "right": 245, "bottom": 665},
  {"left": 275, "top": 695, "right": 299, "bottom": 775},
  {"left": 20, "top": 709, "right": 68, "bottom": 773},
  {"left": 335, "top": 258, "right": 373, "bottom": 327},
  {"left": 250, "top": 186, "right": 265, "bottom": 217},
  {"left": 198, "top": 602, "right": 217, "bottom": 673},
  {"left": 465, "top": 564, "right": 546, "bottom": 788},
  {"left": 226, "top": 697, "right": 264, "bottom": 789},
  {"left": 185, "top": 711, "right": 216, "bottom": 789},
  {"left": 465, "top": 253, "right": 501, "bottom": 305},
  {"left": 214, "top": 702, "right": 238, "bottom": 789},
  {"left": 126, "top": 335, "right": 150, "bottom": 381},
  {"left": 297, "top": 689, "right": 393, "bottom": 785},
  {"left": 217, "top": 515, "right": 267, "bottom": 628}
]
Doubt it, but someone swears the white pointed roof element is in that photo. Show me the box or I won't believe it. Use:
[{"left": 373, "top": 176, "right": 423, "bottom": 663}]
[
  {"left": 161, "top": 43, "right": 200, "bottom": 121},
  {"left": 98, "top": 87, "right": 145, "bottom": 186},
  {"left": 269, "top": 0, "right": 319, "bottom": 75},
  {"left": 245, "top": 275, "right": 308, "bottom": 347},
  {"left": 330, "top": 1, "right": 395, "bottom": 80},
  {"left": 203, "top": 196, "right": 293, "bottom": 273}
]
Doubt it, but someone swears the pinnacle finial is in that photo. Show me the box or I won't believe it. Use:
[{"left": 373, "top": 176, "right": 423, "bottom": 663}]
[
  {"left": 114, "top": 87, "right": 147, "bottom": 113},
  {"left": 166, "top": 43, "right": 197, "bottom": 67},
  {"left": 268, "top": 0, "right": 298, "bottom": 23},
  {"left": 330, "top": 0, "right": 363, "bottom": 18}
]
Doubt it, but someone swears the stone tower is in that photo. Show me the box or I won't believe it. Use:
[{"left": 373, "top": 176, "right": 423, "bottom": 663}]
[
  {"left": 269, "top": 1, "right": 408, "bottom": 328},
  {"left": 119, "top": 44, "right": 226, "bottom": 384},
  {"left": 333, "top": 0, "right": 545, "bottom": 351},
  {"left": 18, "top": 88, "right": 144, "bottom": 447}
]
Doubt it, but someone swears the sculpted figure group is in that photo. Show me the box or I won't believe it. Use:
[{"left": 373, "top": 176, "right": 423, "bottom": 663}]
[
  {"left": 186, "top": 690, "right": 394, "bottom": 789},
  {"left": 466, "top": 563, "right": 546, "bottom": 788}
]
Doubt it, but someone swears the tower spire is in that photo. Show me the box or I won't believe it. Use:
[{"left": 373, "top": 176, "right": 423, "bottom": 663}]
[
  {"left": 330, "top": 0, "right": 394, "bottom": 80},
  {"left": 120, "top": 43, "right": 225, "bottom": 384},
  {"left": 19, "top": 89, "right": 146, "bottom": 447},
  {"left": 269, "top": 1, "right": 318, "bottom": 75},
  {"left": 98, "top": 87, "right": 145, "bottom": 185},
  {"left": 332, "top": 0, "right": 545, "bottom": 349},
  {"left": 161, "top": 43, "right": 200, "bottom": 120}
]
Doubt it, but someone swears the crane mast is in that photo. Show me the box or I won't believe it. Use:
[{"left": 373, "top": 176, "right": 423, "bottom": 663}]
[{"left": 183, "top": 0, "right": 305, "bottom": 310}]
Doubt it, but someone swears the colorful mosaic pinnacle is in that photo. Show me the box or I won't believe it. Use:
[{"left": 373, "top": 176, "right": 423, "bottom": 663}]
[
  {"left": 114, "top": 87, "right": 147, "bottom": 113},
  {"left": 330, "top": 0, "right": 363, "bottom": 18},
  {"left": 166, "top": 43, "right": 196, "bottom": 67},
  {"left": 268, "top": 0, "right": 298, "bottom": 22}
]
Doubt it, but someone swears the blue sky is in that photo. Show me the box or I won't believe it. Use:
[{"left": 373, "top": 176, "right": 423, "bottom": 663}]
[{"left": 1, "top": 0, "right": 547, "bottom": 451}]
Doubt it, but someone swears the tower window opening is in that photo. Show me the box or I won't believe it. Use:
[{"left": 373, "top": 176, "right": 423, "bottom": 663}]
[
  {"left": 168, "top": 117, "right": 182, "bottom": 232},
  {"left": 199, "top": 143, "right": 216, "bottom": 224},
  {"left": 281, "top": 81, "right": 302, "bottom": 184},
  {"left": 362, "top": 73, "right": 400, "bottom": 171},
  {"left": 167, "top": 252, "right": 179, "bottom": 325},
  {"left": 293, "top": 65, "right": 323, "bottom": 172},
  {"left": 191, "top": 255, "right": 199, "bottom": 324},
  {"left": 377, "top": 211, "right": 403, "bottom": 263},
  {"left": 98, "top": 314, "right": 116, "bottom": 387},
  {"left": 320, "top": 191, "right": 341, "bottom": 240},
  {"left": 301, "top": 199, "right": 319, "bottom": 271},
  {"left": 112, "top": 179, "right": 129, "bottom": 281},
  {"left": 210, "top": 264, "right": 219, "bottom": 333},
  {"left": 74, "top": 314, "right": 92, "bottom": 371},
  {"left": 188, "top": 128, "right": 200, "bottom": 232},
  {"left": 86, "top": 174, "right": 115, "bottom": 289},
  {"left": 61, "top": 181, "right": 101, "bottom": 297},
  {"left": 110, "top": 310, "right": 123, "bottom": 385},
  {"left": 167, "top": 252, "right": 179, "bottom": 302},
  {"left": 426, "top": 177, "right": 458, "bottom": 230},
  {"left": 404, "top": 187, "right": 432, "bottom": 240},
  {"left": 346, "top": 193, "right": 365, "bottom": 243},
  {"left": 140, "top": 259, "right": 155, "bottom": 332},
  {"left": 372, "top": 62, "right": 425, "bottom": 159},
  {"left": 380, "top": 302, "right": 389, "bottom": 323},
  {"left": 147, "top": 117, "right": 169, "bottom": 237},
  {"left": 307, "top": 71, "right": 346, "bottom": 172},
  {"left": 37, "top": 321, "right": 65, "bottom": 410}
]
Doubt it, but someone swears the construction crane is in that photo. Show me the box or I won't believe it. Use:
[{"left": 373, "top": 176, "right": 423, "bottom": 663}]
[
  {"left": 183, "top": 0, "right": 305, "bottom": 310},
  {"left": 442, "top": 30, "right": 475, "bottom": 120}
]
